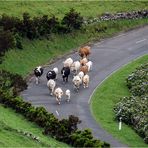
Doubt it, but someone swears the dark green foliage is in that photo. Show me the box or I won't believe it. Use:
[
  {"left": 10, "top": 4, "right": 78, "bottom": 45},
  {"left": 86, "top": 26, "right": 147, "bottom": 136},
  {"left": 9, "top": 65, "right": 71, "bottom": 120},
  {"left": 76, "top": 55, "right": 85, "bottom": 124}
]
[
  {"left": 0, "top": 70, "right": 27, "bottom": 96},
  {"left": 0, "top": 30, "right": 15, "bottom": 52},
  {"left": 0, "top": 30, "right": 22, "bottom": 63},
  {"left": 22, "top": 12, "right": 38, "bottom": 39},
  {"left": 70, "top": 129, "right": 108, "bottom": 147},
  {"left": 62, "top": 8, "right": 83, "bottom": 30},
  {"left": 14, "top": 33, "right": 23, "bottom": 49},
  {"left": 0, "top": 70, "right": 110, "bottom": 147},
  {"left": 114, "top": 63, "right": 148, "bottom": 143},
  {"left": 0, "top": 14, "right": 19, "bottom": 31},
  {"left": 0, "top": 10, "right": 81, "bottom": 39},
  {"left": 0, "top": 30, "right": 15, "bottom": 63}
]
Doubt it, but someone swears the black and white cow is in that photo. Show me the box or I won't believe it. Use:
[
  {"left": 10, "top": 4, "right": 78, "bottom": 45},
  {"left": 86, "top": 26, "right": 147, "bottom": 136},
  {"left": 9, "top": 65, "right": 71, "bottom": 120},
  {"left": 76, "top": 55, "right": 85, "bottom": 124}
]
[
  {"left": 34, "top": 66, "right": 44, "bottom": 84},
  {"left": 46, "top": 70, "right": 56, "bottom": 80},
  {"left": 61, "top": 67, "right": 70, "bottom": 82}
]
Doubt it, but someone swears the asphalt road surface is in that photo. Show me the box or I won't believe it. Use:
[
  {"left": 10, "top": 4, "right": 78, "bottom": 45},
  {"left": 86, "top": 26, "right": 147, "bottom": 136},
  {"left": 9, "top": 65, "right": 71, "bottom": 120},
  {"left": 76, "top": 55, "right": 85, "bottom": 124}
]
[{"left": 22, "top": 26, "right": 148, "bottom": 147}]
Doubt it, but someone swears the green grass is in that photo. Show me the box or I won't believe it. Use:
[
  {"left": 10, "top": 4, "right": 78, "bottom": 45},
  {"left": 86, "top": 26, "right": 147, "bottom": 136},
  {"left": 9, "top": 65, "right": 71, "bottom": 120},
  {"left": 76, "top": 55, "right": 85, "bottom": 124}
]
[
  {"left": 0, "top": 104, "right": 69, "bottom": 147},
  {"left": 0, "top": 1, "right": 147, "bottom": 19},
  {"left": 1, "top": 18, "right": 147, "bottom": 77},
  {"left": 90, "top": 54, "right": 148, "bottom": 147}
]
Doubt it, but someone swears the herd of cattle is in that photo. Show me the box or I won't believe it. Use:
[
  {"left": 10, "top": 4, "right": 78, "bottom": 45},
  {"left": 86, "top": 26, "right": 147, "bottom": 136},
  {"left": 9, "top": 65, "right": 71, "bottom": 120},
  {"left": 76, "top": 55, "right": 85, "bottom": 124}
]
[{"left": 34, "top": 46, "right": 92, "bottom": 105}]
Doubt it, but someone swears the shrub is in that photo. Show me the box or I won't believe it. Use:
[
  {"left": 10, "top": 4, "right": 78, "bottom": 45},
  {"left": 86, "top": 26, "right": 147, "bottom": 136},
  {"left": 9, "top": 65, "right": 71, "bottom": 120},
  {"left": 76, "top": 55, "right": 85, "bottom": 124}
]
[
  {"left": 0, "top": 30, "right": 15, "bottom": 51},
  {"left": 0, "top": 70, "right": 27, "bottom": 96},
  {"left": 0, "top": 14, "right": 19, "bottom": 31},
  {"left": 14, "top": 33, "right": 23, "bottom": 49},
  {"left": 62, "top": 8, "right": 83, "bottom": 30},
  {"left": 0, "top": 30, "right": 16, "bottom": 63},
  {"left": 126, "top": 63, "right": 148, "bottom": 96},
  {"left": 70, "top": 129, "right": 108, "bottom": 147}
]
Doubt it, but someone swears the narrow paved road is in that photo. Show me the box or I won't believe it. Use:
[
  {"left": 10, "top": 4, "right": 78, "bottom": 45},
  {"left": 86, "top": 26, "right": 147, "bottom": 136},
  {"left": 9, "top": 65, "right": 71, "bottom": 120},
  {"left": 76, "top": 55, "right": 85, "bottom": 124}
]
[{"left": 22, "top": 26, "right": 148, "bottom": 147}]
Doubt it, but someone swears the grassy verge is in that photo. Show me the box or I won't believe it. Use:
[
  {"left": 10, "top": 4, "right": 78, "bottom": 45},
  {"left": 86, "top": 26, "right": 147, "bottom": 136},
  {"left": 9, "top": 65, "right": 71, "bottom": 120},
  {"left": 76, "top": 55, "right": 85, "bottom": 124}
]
[
  {"left": 0, "top": 104, "right": 69, "bottom": 147},
  {"left": 1, "top": 18, "right": 148, "bottom": 77},
  {"left": 90, "top": 54, "right": 148, "bottom": 147},
  {"left": 0, "top": 1, "right": 147, "bottom": 18}
]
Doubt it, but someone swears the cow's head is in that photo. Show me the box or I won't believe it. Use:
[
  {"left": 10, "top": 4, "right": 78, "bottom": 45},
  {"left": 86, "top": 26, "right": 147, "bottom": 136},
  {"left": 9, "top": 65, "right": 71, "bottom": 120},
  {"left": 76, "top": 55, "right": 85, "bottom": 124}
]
[{"left": 55, "top": 91, "right": 63, "bottom": 99}]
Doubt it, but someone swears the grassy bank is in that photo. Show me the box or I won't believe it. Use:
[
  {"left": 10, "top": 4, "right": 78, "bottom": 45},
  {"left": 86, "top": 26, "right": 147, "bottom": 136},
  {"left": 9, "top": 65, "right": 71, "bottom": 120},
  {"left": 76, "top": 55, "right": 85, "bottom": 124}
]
[
  {"left": 1, "top": 18, "right": 148, "bottom": 77},
  {"left": 0, "top": 1, "right": 147, "bottom": 18},
  {"left": 0, "top": 104, "right": 69, "bottom": 147},
  {"left": 90, "top": 55, "right": 148, "bottom": 147}
]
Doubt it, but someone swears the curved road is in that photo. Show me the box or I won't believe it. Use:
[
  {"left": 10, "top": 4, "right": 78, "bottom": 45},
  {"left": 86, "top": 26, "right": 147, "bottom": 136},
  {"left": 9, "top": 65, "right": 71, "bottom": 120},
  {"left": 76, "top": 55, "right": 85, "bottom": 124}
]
[{"left": 22, "top": 26, "right": 148, "bottom": 147}]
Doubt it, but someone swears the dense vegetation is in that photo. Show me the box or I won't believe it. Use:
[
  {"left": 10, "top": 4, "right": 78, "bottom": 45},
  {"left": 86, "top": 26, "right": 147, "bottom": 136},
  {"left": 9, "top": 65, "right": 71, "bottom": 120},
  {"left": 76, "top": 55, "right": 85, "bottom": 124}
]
[
  {"left": 91, "top": 55, "right": 148, "bottom": 147},
  {"left": 114, "top": 63, "right": 148, "bottom": 143},
  {"left": 0, "top": 9, "right": 83, "bottom": 62}
]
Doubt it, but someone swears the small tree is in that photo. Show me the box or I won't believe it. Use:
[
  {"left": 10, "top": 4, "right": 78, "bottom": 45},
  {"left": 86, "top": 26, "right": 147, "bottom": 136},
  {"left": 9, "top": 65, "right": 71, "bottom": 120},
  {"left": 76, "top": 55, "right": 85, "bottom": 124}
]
[
  {"left": 62, "top": 8, "right": 83, "bottom": 30},
  {"left": 0, "top": 30, "right": 15, "bottom": 63}
]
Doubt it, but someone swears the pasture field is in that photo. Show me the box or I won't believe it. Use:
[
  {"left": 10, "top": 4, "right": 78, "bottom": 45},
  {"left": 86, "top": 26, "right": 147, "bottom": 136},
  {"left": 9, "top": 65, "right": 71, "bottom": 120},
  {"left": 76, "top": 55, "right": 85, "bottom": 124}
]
[
  {"left": 90, "top": 54, "right": 148, "bottom": 147},
  {"left": 0, "top": 105, "right": 69, "bottom": 147},
  {"left": 0, "top": 1, "right": 147, "bottom": 19}
]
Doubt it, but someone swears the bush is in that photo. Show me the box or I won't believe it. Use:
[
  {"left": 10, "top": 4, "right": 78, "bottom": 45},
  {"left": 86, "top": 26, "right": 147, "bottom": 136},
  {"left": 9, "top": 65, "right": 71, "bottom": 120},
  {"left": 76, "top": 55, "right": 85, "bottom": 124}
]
[
  {"left": 14, "top": 33, "right": 23, "bottom": 49},
  {"left": 126, "top": 63, "right": 148, "bottom": 96},
  {"left": 70, "top": 129, "right": 109, "bottom": 147},
  {"left": 62, "top": 8, "right": 83, "bottom": 30},
  {"left": 0, "top": 70, "right": 27, "bottom": 96},
  {"left": 0, "top": 30, "right": 16, "bottom": 63},
  {"left": 0, "top": 14, "right": 19, "bottom": 31},
  {"left": 0, "top": 9, "right": 82, "bottom": 40}
]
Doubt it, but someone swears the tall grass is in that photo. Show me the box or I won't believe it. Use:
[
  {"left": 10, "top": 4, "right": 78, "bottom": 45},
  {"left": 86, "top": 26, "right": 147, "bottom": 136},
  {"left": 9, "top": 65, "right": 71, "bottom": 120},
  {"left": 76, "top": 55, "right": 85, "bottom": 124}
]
[
  {"left": 0, "top": 1, "right": 147, "bottom": 18},
  {"left": 90, "top": 55, "right": 148, "bottom": 147}
]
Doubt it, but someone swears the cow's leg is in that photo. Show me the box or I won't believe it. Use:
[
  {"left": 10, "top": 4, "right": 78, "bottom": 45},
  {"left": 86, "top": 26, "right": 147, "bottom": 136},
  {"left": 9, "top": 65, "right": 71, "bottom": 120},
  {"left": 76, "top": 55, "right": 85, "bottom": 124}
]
[
  {"left": 35, "top": 77, "right": 39, "bottom": 84},
  {"left": 50, "top": 88, "right": 54, "bottom": 96},
  {"left": 86, "top": 82, "right": 88, "bottom": 88},
  {"left": 57, "top": 98, "right": 60, "bottom": 105},
  {"left": 63, "top": 77, "right": 65, "bottom": 82},
  {"left": 66, "top": 76, "right": 68, "bottom": 82},
  {"left": 56, "top": 97, "right": 59, "bottom": 104},
  {"left": 83, "top": 84, "right": 85, "bottom": 88}
]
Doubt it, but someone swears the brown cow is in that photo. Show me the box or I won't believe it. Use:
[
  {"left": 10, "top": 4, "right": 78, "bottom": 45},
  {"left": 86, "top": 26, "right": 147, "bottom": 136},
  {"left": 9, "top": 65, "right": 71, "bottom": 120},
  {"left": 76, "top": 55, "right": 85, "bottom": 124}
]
[
  {"left": 80, "top": 57, "right": 88, "bottom": 66},
  {"left": 78, "top": 46, "right": 91, "bottom": 58},
  {"left": 80, "top": 65, "right": 88, "bottom": 75}
]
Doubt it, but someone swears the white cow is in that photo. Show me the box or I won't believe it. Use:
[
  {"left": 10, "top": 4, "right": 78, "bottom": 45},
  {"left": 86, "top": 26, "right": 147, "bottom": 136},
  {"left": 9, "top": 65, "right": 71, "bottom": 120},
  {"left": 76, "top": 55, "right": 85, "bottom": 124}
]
[
  {"left": 77, "top": 71, "right": 84, "bottom": 80},
  {"left": 54, "top": 87, "right": 64, "bottom": 105},
  {"left": 47, "top": 79, "right": 56, "bottom": 96},
  {"left": 53, "top": 67, "right": 58, "bottom": 79},
  {"left": 86, "top": 61, "right": 93, "bottom": 71},
  {"left": 65, "top": 89, "right": 71, "bottom": 102},
  {"left": 71, "top": 61, "right": 81, "bottom": 74},
  {"left": 82, "top": 74, "right": 90, "bottom": 88},
  {"left": 34, "top": 66, "right": 43, "bottom": 84},
  {"left": 63, "top": 58, "right": 73, "bottom": 68},
  {"left": 72, "top": 75, "right": 82, "bottom": 92}
]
